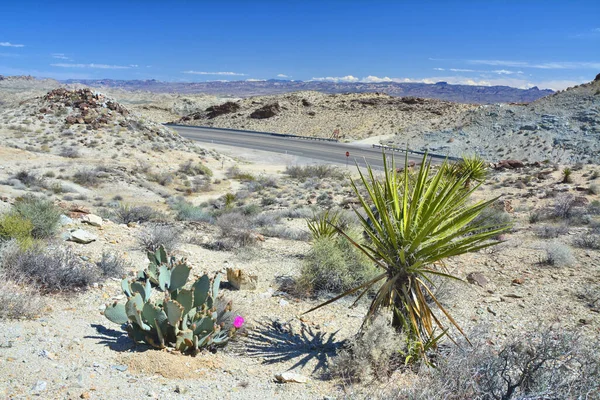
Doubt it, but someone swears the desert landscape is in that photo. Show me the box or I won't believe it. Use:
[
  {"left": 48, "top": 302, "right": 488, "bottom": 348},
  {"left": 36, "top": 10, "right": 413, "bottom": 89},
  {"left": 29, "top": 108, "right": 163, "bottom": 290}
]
[
  {"left": 0, "top": 72, "right": 599, "bottom": 399},
  {"left": 1, "top": 2, "right": 600, "bottom": 399}
]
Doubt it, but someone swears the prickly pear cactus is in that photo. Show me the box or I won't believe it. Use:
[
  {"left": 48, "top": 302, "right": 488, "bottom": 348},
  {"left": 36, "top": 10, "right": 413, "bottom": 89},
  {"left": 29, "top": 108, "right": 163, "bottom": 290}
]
[{"left": 102, "top": 246, "right": 243, "bottom": 353}]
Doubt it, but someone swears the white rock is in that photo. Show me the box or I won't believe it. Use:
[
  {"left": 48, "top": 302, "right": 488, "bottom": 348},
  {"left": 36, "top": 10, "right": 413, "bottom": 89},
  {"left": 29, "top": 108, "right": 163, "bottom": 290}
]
[
  {"left": 69, "top": 229, "right": 97, "bottom": 244},
  {"left": 279, "top": 299, "right": 289, "bottom": 307},
  {"left": 82, "top": 214, "right": 103, "bottom": 227},
  {"left": 274, "top": 372, "right": 309, "bottom": 383}
]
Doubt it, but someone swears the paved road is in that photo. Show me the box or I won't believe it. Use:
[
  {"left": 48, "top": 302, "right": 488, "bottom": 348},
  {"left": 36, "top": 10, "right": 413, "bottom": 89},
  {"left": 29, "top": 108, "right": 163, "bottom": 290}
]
[{"left": 169, "top": 125, "right": 427, "bottom": 169}]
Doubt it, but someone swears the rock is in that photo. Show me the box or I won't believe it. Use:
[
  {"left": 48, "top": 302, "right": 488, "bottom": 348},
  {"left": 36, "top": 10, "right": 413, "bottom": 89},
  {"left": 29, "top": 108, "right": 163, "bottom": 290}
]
[
  {"left": 512, "top": 277, "right": 524, "bottom": 285},
  {"left": 59, "top": 215, "right": 74, "bottom": 226},
  {"left": 68, "top": 229, "right": 98, "bottom": 244},
  {"left": 250, "top": 103, "right": 280, "bottom": 119},
  {"left": 112, "top": 364, "right": 128, "bottom": 372},
  {"left": 206, "top": 102, "right": 240, "bottom": 119},
  {"left": 32, "top": 380, "right": 47, "bottom": 392},
  {"left": 81, "top": 214, "right": 103, "bottom": 227},
  {"left": 274, "top": 372, "right": 309, "bottom": 383},
  {"left": 279, "top": 299, "right": 289, "bottom": 307},
  {"left": 466, "top": 272, "right": 489, "bottom": 287},
  {"left": 226, "top": 268, "right": 258, "bottom": 290},
  {"left": 495, "top": 159, "right": 525, "bottom": 169}
]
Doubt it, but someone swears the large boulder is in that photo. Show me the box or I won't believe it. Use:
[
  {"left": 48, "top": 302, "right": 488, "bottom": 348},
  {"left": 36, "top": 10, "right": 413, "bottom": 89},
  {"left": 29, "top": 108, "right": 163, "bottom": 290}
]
[{"left": 205, "top": 101, "right": 240, "bottom": 119}]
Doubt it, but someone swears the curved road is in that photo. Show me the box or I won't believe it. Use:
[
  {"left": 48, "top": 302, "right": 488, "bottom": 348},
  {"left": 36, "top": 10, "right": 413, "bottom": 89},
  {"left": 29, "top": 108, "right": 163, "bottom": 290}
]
[{"left": 169, "top": 125, "right": 428, "bottom": 170}]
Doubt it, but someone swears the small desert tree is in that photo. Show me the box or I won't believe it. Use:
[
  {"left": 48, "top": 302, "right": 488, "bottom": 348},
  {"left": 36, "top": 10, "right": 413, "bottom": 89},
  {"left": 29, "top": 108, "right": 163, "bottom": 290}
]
[{"left": 305, "top": 153, "right": 510, "bottom": 360}]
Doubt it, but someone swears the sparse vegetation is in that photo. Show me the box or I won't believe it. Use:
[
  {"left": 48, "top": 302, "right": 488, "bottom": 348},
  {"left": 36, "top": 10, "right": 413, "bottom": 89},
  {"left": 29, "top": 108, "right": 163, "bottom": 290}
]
[
  {"left": 13, "top": 195, "right": 61, "bottom": 239},
  {"left": 1, "top": 242, "right": 98, "bottom": 292},
  {"left": 543, "top": 241, "right": 575, "bottom": 267},
  {"left": 111, "top": 204, "right": 162, "bottom": 224},
  {"left": 138, "top": 223, "right": 181, "bottom": 253},
  {"left": 96, "top": 251, "right": 128, "bottom": 278}
]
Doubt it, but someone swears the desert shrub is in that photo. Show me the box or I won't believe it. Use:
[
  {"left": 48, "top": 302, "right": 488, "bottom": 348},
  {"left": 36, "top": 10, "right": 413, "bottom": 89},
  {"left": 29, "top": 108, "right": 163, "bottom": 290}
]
[
  {"left": 260, "top": 225, "right": 310, "bottom": 241},
  {"left": 227, "top": 165, "right": 255, "bottom": 181},
  {"left": 553, "top": 194, "right": 577, "bottom": 219},
  {"left": 470, "top": 206, "right": 512, "bottom": 236},
  {"left": 529, "top": 210, "right": 543, "bottom": 224},
  {"left": 13, "top": 195, "right": 61, "bottom": 239},
  {"left": 543, "top": 241, "right": 575, "bottom": 267},
  {"left": 214, "top": 212, "right": 255, "bottom": 250},
  {"left": 589, "top": 184, "right": 600, "bottom": 195},
  {"left": 295, "top": 232, "right": 377, "bottom": 295},
  {"left": 285, "top": 164, "right": 343, "bottom": 181},
  {"left": 331, "top": 317, "right": 404, "bottom": 384},
  {"left": 573, "top": 232, "right": 600, "bottom": 249},
  {"left": 534, "top": 224, "right": 569, "bottom": 239},
  {"left": 589, "top": 200, "right": 600, "bottom": 215},
  {"left": 398, "top": 328, "right": 600, "bottom": 400},
  {"left": 147, "top": 171, "right": 174, "bottom": 186},
  {"left": 111, "top": 204, "right": 161, "bottom": 224},
  {"left": 178, "top": 160, "right": 213, "bottom": 177},
  {"left": 241, "top": 203, "right": 261, "bottom": 216},
  {"left": 12, "top": 170, "right": 43, "bottom": 187},
  {"left": 1, "top": 242, "right": 98, "bottom": 292},
  {"left": 252, "top": 212, "right": 281, "bottom": 227},
  {"left": 59, "top": 147, "right": 80, "bottom": 158},
  {"left": 279, "top": 206, "right": 313, "bottom": 219},
  {"left": 138, "top": 224, "right": 181, "bottom": 253},
  {"left": 0, "top": 212, "right": 34, "bottom": 247},
  {"left": 96, "top": 251, "right": 128, "bottom": 278},
  {"left": 170, "top": 200, "right": 214, "bottom": 222},
  {"left": 0, "top": 270, "right": 44, "bottom": 319},
  {"left": 72, "top": 169, "right": 102, "bottom": 187}
]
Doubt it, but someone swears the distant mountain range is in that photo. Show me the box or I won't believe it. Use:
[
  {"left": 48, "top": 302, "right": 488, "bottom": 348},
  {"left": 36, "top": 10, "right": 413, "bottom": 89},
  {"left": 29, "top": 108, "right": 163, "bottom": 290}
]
[{"left": 61, "top": 79, "right": 554, "bottom": 104}]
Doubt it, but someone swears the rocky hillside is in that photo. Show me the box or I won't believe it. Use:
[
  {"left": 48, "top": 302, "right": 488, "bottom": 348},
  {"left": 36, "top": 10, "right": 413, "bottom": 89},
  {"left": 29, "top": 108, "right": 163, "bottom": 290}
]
[
  {"left": 63, "top": 78, "right": 554, "bottom": 104},
  {"left": 0, "top": 88, "right": 199, "bottom": 157},
  {"left": 175, "top": 91, "right": 475, "bottom": 140},
  {"left": 385, "top": 74, "right": 600, "bottom": 163}
]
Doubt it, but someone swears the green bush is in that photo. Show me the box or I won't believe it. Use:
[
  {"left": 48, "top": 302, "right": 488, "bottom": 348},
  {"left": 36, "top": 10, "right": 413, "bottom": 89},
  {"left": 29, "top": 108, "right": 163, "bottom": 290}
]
[
  {"left": 170, "top": 200, "right": 214, "bottom": 223},
  {"left": 111, "top": 204, "right": 162, "bottom": 224},
  {"left": 13, "top": 196, "right": 61, "bottom": 239},
  {"left": 295, "top": 232, "right": 378, "bottom": 295},
  {"left": 0, "top": 213, "right": 34, "bottom": 247}
]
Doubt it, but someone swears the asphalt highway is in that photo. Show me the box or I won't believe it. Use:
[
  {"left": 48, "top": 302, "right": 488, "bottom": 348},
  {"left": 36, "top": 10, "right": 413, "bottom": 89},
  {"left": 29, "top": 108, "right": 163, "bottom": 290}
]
[{"left": 169, "top": 125, "right": 427, "bottom": 170}]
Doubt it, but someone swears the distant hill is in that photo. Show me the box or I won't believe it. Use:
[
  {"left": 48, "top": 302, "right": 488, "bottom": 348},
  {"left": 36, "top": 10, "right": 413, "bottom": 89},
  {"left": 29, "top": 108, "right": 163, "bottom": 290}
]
[
  {"left": 61, "top": 79, "right": 554, "bottom": 104},
  {"left": 385, "top": 75, "right": 600, "bottom": 163}
]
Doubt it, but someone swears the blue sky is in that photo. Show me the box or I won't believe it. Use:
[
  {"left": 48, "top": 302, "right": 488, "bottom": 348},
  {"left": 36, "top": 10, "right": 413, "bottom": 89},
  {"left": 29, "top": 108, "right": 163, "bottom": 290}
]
[{"left": 1, "top": 1, "right": 599, "bottom": 89}]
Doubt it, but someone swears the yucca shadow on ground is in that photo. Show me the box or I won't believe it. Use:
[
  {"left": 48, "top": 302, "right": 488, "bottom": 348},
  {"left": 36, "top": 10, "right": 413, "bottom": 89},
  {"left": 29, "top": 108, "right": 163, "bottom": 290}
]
[{"left": 243, "top": 318, "right": 344, "bottom": 375}]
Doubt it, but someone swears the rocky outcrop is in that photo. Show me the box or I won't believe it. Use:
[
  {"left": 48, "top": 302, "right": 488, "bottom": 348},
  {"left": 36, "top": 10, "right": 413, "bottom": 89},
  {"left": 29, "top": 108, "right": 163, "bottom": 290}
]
[
  {"left": 206, "top": 101, "right": 240, "bottom": 119},
  {"left": 250, "top": 103, "right": 280, "bottom": 119}
]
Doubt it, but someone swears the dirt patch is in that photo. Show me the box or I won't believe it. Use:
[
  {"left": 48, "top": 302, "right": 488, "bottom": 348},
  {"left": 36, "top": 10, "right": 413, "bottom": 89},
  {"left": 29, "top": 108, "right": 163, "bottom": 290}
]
[{"left": 118, "top": 350, "right": 222, "bottom": 379}]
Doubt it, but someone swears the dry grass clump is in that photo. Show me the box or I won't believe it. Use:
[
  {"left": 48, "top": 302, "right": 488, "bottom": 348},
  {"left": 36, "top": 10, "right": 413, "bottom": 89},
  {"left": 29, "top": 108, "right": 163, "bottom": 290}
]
[
  {"left": 1, "top": 241, "right": 98, "bottom": 292},
  {"left": 397, "top": 328, "right": 600, "bottom": 400},
  {"left": 137, "top": 223, "right": 181, "bottom": 253},
  {"left": 0, "top": 273, "right": 44, "bottom": 319},
  {"left": 111, "top": 204, "right": 163, "bottom": 224},
  {"left": 96, "top": 251, "right": 129, "bottom": 278},
  {"left": 213, "top": 212, "right": 256, "bottom": 250},
  {"left": 542, "top": 241, "right": 575, "bottom": 267},
  {"left": 331, "top": 317, "right": 404, "bottom": 384}
]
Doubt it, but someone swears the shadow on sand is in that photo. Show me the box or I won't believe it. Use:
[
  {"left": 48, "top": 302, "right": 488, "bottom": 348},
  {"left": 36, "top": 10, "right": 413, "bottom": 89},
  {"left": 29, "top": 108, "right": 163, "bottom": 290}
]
[{"left": 244, "top": 318, "right": 344, "bottom": 375}]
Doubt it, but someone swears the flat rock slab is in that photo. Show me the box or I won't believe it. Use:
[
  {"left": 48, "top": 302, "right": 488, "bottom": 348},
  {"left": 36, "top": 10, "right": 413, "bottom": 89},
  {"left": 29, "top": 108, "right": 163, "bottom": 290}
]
[
  {"left": 68, "top": 229, "right": 97, "bottom": 244},
  {"left": 81, "top": 214, "right": 103, "bottom": 227}
]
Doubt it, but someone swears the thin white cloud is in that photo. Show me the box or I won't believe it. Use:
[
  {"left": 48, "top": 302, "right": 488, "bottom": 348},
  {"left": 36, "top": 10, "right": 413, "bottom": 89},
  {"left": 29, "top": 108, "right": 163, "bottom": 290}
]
[
  {"left": 51, "top": 63, "right": 137, "bottom": 69},
  {"left": 245, "top": 78, "right": 265, "bottom": 82},
  {"left": 0, "top": 42, "right": 24, "bottom": 48},
  {"left": 469, "top": 59, "right": 600, "bottom": 70},
  {"left": 449, "top": 68, "right": 476, "bottom": 72},
  {"left": 310, "top": 75, "right": 359, "bottom": 83},
  {"left": 433, "top": 67, "right": 445, "bottom": 71},
  {"left": 277, "top": 74, "right": 290, "bottom": 78},
  {"left": 182, "top": 70, "right": 246, "bottom": 76},
  {"left": 51, "top": 53, "right": 72, "bottom": 60}
]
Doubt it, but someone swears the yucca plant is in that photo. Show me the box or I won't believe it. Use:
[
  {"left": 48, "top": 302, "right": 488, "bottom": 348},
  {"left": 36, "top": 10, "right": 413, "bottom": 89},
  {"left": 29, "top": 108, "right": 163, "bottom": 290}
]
[
  {"left": 304, "top": 153, "right": 510, "bottom": 359},
  {"left": 444, "top": 154, "right": 488, "bottom": 188},
  {"left": 306, "top": 209, "right": 340, "bottom": 239}
]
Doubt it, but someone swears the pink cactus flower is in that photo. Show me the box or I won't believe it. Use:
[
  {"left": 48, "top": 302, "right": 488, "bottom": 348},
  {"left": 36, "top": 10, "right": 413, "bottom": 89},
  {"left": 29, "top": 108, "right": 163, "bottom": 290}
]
[{"left": 233, "top": 315, "right": 245, "bottom": 329}]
